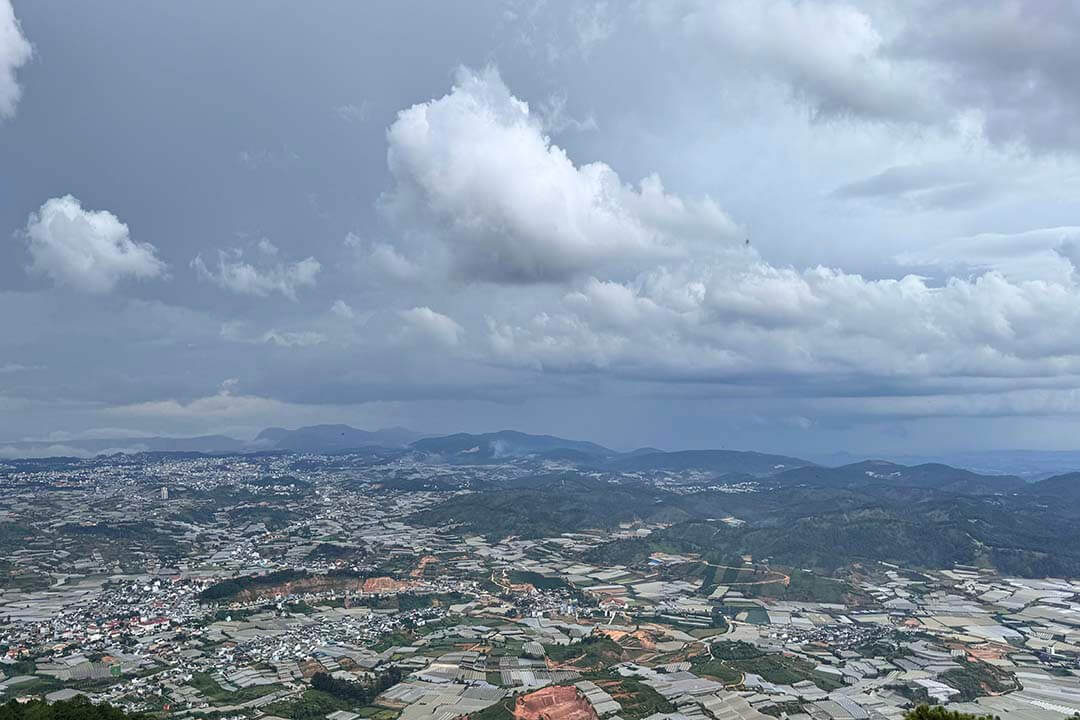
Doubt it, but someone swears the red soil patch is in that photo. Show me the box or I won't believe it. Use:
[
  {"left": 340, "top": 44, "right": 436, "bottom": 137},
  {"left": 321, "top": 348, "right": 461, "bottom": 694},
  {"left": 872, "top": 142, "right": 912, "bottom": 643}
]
[
  {"left": 362, "top": 576, "right": 411, "bottom": 593},
  {"left": 411, "top": 555, "right": 439, "bottom": 578},
  {"left": 514, "top": 686, "right": 597, "bottom": 720},
  {"left": 598, "top": 627, "right": 656, "bottom": 651}
]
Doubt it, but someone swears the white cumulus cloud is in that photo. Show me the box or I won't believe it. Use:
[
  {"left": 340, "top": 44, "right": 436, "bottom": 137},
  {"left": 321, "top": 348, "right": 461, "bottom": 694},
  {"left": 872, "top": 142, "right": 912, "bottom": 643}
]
[
  {"left": 399, "top": 306, "right": 464, "bottom": 347},
  {"left": 345, "top": 232, "right": 422, "bottom": 282},
  {"left": 192, "top": 248, "right": 320, "bottom": 300},
  {"left": 0, "top": 0, "right": 31, "bottom": 120},
  {"left": 383, "top": 66, "right": 738, "bottom": 284},
  {"left": 24, "top": 195, "right": 166, "bottom": 293},
  {"left": 330, "top": 299, "right": 354, "bottom": 319},
  {"left": 487, "top": 257, "right": 1080, "bottom": 406}
]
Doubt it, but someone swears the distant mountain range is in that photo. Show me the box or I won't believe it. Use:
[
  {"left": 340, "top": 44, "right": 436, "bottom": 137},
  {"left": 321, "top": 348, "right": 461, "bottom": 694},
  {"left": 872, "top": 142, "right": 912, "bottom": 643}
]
[
  {"left": 0, "top": 424, "right": 426, "bottom": 458},
  {"left": 0, "top": 434, "right": 249, "bottom": 456},
  {"left": 410, "top": 430, "right": 614, "bottom": 461},
  {"left": 606, "top": 449, "right": 810, "bottom": 475},
  {"left": 2, "top": 425, "right": 1079, "bottom": 490},
  {"left": 765, "top": 459, "right": 1024, "bottom": 495},
  {"left": 254, "top": 425, "right": 425, "bottom": 452},
  {"left": 806, "top": 449, "right": 1080, "bottom": 481}
]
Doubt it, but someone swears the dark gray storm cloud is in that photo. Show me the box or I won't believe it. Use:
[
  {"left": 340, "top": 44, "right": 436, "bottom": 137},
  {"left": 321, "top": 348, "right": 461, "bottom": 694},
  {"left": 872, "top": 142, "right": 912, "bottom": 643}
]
[
  {"left": 890, "top": 0, "right": 1080, "bottom": 152},
  {"left": 2, "top": 0, "right": 1080, "bottom": 454}
]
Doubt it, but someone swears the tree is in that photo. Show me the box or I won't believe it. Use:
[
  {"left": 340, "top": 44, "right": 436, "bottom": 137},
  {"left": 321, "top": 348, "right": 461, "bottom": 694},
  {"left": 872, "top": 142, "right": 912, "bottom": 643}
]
[
  {"left": 0, "top": 698, "right": 145, "bottom": 720},
  {"left": 310, "top": 666, "right": 402, "bottom": 706},
  {"left": 903, "top": 706, "right": 998, "bottom": 720}
]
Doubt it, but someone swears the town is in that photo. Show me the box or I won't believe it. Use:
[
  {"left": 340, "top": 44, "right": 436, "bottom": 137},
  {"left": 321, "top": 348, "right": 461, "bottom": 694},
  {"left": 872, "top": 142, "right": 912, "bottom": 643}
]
[{"left": 1, "top": 451, "right": 1078, "bottom": 720}]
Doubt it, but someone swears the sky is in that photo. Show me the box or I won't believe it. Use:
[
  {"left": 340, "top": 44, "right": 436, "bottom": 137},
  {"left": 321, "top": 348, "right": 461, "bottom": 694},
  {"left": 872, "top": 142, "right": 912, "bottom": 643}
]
[{"left": 2, "top": 0, "right": 1080, "bottom": 455}]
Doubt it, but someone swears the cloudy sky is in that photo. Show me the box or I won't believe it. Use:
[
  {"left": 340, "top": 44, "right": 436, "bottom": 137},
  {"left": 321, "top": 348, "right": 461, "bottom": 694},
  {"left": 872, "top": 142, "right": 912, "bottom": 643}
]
[{"left": 2, "top": 0, "right": 1080, "bottom": 455}]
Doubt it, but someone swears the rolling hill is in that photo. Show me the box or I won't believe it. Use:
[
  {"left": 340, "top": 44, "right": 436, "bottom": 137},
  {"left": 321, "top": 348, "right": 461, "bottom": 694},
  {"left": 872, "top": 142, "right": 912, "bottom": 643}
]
[
  {"left": 606, "top": 449, "right": 813, "bottom": 476},
  {"left": 1026, "top": 471, "right": 1080, "bottom": 500},
  {"left": 409, "top": 430, "right": 616, "bottom": 462},
  {"left": 255, "top": 425, "right": 424, "bottom": 451},
  {"left": 771, "top": 461, "right": 1023, "bottom": 495}
]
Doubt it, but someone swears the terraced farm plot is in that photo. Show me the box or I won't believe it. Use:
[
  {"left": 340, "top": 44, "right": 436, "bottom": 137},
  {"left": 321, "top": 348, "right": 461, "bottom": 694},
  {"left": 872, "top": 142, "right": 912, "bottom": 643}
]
[
  {"left": 593, "top": 678, "right": 675, "bottom": 719},
  {"left": 714, "top": 564, "right": 788, "bottom": 587},
  {"left": 545, "top": 636, "right": 625, "bottom": 670},
  {"left": 691, "top": 643, "right": 842, "bottom": 691}
]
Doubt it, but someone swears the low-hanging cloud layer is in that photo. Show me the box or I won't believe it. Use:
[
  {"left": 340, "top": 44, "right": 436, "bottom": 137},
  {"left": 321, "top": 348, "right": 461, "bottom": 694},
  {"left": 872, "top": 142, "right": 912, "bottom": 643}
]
[{"left": 2, "top": 0, "right": 1080, "bottom": 452}]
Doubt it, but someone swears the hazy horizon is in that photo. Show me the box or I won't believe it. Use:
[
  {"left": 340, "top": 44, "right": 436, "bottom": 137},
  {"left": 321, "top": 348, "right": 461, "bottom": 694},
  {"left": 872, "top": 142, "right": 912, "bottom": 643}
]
[{"left": 8, "top": 422, "right": 1080, "bottom": 472}]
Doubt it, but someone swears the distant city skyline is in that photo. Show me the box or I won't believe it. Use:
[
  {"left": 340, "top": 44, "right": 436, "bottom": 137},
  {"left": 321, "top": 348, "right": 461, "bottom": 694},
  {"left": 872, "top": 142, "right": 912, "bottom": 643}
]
[{"left": 3, "top": 1, "right": 1080, "bottom": 455}]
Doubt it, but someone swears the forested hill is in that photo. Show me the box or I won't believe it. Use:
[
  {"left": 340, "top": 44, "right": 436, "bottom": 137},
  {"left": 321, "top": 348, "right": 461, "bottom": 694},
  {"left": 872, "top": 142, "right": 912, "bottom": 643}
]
[
  {"left": 0, "top": 699, "right": 143, "bottom": 720},
  {"left": 410, "top": 468, "right": 1080, "bottom": 577}
]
